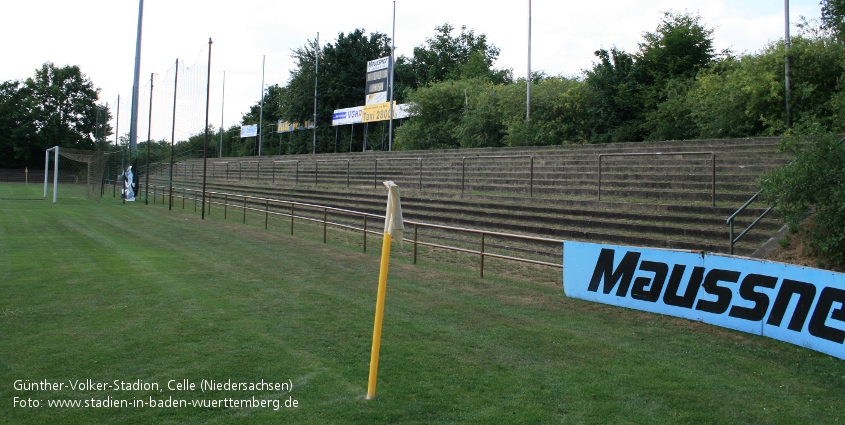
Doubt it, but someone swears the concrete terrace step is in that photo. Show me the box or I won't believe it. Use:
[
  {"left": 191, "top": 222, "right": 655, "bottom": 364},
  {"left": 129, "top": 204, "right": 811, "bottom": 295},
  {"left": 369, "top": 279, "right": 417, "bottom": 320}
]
[{"left": 144, "top": 137, "right": 787, "bottom": 258}]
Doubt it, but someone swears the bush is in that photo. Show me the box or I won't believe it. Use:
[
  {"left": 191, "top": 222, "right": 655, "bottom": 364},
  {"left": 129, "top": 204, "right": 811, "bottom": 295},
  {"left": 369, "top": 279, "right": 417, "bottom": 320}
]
[{"left": 760, "top": 131, "right": 845, "bottom": 270}]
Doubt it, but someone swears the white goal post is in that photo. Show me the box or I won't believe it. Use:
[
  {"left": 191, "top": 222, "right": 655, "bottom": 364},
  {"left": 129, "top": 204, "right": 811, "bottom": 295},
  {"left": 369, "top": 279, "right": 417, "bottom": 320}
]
[
  {"left": 44, "top": 146, "right": 59, "bottom": 203},
  {"left": 43, "top": 146, "right": 116, "bottom": 204}
]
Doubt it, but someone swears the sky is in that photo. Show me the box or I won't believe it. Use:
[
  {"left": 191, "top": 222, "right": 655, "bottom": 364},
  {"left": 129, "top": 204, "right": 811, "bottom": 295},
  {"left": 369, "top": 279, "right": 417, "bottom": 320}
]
[{"left": 0, "top": 0, "right": 823, "bottom": 142}]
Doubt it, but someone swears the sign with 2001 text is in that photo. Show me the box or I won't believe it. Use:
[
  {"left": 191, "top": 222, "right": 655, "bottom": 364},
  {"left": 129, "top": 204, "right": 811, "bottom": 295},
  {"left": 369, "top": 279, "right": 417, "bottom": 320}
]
[{"left": 563, "top": 241, "right": 845, "bottom": 360}]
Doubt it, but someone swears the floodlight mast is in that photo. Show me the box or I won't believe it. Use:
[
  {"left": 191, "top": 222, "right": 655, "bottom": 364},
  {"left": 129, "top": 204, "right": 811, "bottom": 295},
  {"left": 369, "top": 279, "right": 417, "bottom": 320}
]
[
  {"left": 388, "top": 2, "right": 396, "bottom": 151},
  {"left": 129, "top": 0, "right": 144, "bottom": 154},
  {"left": 313, "top": 33, "right": 320, "bottom": 155},
  {"left": 259, "top": 55, "right": 265, "bottom": 156},
  {"left": 784, "top": 0, "right": 792, "bottom": 128}
]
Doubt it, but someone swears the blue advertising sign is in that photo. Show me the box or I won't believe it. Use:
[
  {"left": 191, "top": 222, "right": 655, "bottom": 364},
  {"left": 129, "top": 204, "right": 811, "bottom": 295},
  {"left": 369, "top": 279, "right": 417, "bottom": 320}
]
[{"left": 563, "top": 241, "right": 845, "bottom": 360}]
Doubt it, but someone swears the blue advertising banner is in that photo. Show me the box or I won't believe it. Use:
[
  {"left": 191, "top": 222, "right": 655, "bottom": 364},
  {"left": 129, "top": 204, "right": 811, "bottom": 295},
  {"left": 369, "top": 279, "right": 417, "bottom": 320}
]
[{"left": 563, "top": 241, "right": 845, "bottom": 360}]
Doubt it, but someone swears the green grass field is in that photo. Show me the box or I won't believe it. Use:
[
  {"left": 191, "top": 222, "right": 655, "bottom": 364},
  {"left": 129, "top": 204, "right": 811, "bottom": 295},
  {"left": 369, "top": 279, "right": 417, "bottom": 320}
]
[{"left": 1, "top": 183, "right": 843, "bottom": 424}]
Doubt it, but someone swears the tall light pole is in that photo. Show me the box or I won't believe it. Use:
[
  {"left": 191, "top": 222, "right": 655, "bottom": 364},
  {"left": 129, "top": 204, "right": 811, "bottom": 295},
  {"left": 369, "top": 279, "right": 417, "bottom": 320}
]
[
  {"left": 259, "top": 55, "right": 265, "bottom": 156},
  {"left": 129, "top": 0, "right": 144, "bottom": 154},
  {"left": 527, "top": 0, "right": 532, "bottom": 125},
  {"left": 388, "top": 1, "right": 396, "bottom": 152},
  {"left": 313, "top": 33, "right": 320, "bottom": 155},
  {"left": 784, "top": 0, "right": 792, "bottom": 128},
  {"left": 220, "top": 71, "right": 225, "bottom": 158}
]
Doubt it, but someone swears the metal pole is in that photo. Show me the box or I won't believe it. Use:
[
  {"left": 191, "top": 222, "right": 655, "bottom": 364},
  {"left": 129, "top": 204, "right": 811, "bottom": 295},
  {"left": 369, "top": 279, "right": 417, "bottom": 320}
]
[
  {"left": 169, "top": 59, "right": 179, "bottom": 210},
  {"left": 388, "top": 1, "right": 396, "bottom": 151},
  {"left": 115, "top": 94, "right": 120, "bottom": 147},
  {"left": 129, "top": 0, "right": 144, "bottom": 153},
  {"left": 220, "top": 71, "right": 225, "bottom": 158},
  {"left": 201, "top": 38, "right": 212, "bottom": 220},
  {"left": 145, "top": 72, "right": 153, "bottom": 205},
  {"left": 598, "top": 155, "right": 602, "bottom": 201},
  {"left": 527, "top": 0, "right": 531, "bottom": 124},
  {"left": 44, "top": 148, "right": 50, "bottom": 198},
  {"left": 712, "top": 154, "right": 716, "bottom": 206},
  {"left": 480, "top": 233, "right": 485, "bottom": 278},
  {"left": 259, "top": 55, "right": 265, "bottom": 156},
  {"left": 53, "top": 147, "right": 59, "bottom": 203},
  {"left": 784, "top": 0, "right": 792, "bottom": 128},
  {"left": 313, "top": 32, "right": 319, "bottom": 155}
]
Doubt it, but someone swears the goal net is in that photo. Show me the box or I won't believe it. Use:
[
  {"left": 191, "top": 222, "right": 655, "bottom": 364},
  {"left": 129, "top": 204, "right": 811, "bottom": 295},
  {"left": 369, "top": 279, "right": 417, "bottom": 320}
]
[{"left": 44, "top": 146, "right": 116, "bottom": 203}]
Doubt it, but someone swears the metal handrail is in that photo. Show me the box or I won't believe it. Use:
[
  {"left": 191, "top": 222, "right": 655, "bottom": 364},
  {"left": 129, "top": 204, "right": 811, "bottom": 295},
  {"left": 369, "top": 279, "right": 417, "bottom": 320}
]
[
  {"left": 723, "top": 136, "right": 845, "bottom": 255},
  {"left": 152, "top": 184, "right": 563, "bottom": 278},
  {"left": 462, "top": 155, "right": 534, "bottom": 197},
  {"left": 374, "top": 157, "right": 422, "bottom": 190},
  {"left": 598, "top": 151, "right": 716, "bottom": 206},
  {"left": 238, "top": 161, "right": 259, "bottom": 181},
  {"left": 726, "top": 191, "right": 773, "bottom": 255},
  {"left": 212, "top": 161, "right": 229, "bottom": 181},
  {"left": 315, "top": 159, "right": 350, "bottom": 188},
  {"left": 272, "top": 160, "right": 299, "bottom": 185}
]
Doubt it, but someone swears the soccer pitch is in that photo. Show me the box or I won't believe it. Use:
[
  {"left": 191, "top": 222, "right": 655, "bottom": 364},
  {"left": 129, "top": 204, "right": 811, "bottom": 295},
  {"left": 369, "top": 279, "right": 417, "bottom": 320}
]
[{"left": 1, "top": 183, "right": 843, "bottom": 424}]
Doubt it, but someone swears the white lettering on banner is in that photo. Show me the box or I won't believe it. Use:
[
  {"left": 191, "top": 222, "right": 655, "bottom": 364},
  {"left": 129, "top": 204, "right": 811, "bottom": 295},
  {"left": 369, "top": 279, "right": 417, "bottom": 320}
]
[{"left": 563, "top": 241, "right": 845, "bottom": 360}]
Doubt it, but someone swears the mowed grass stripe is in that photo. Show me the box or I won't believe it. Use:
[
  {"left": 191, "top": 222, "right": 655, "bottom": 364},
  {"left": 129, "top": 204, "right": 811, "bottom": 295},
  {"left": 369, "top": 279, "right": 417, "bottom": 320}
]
[{"left": 1, "top": 183, "right": 843, "bottom": 424}]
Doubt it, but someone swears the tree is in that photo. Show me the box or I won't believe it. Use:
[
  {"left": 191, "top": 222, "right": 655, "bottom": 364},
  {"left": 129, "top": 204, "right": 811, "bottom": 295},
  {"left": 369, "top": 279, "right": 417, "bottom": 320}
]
[
  {"left": 279, "top": 30, "right": 392, "bottom": 154},
  {"left": 584, "top": 48, "right": 643, "bottom": 143},
  {"left": 25, "top": 63, "right": 102, "bottom": 152},
  {"left": 821, "top": 0, "right": 845, "bottom": 41},
  {"left": 0, "top": 80, "right": 36, "bottom": 168},
  {"left": 0, "top": 63, "right": 106, "bottom": 168},
  {"left": 687, "top": 35, "right": 845, "bottom": 138},
  {"left": 760, "top": 131, "right": 845, "bottom": 271},
  {"left": 408, "top": 23, "right": 511, "bottom": 88}
]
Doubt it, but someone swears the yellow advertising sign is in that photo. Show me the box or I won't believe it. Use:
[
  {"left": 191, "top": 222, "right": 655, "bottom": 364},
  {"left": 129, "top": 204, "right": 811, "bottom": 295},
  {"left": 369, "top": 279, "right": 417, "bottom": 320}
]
[{"left": 362, "top": 102, "right": 393, "bottom": 123}]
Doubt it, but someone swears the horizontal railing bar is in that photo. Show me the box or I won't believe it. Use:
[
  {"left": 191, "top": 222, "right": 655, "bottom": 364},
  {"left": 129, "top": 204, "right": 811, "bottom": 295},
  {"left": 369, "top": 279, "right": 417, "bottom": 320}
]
[
  {"left": 598, "top": 151, "right": 715, "bottom": 158},
  {"left": 156, "top": 185, "right": 567, "bottom": 274}
]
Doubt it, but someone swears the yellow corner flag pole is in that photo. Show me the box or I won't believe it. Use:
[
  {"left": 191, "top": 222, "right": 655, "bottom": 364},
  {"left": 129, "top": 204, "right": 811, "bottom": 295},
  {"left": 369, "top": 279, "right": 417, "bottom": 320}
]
[{"left": 367, "top": 181, "right": 403, "bottom": 400}]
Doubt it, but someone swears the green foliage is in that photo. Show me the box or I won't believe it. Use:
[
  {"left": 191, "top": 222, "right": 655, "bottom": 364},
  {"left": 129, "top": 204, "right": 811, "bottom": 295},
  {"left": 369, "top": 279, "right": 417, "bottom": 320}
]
[
  {"left": 394, "top": 78, "right": 473, "bottom": 150},
  {"left": 232, "top": 10, "right": 845, "bottom": 153},
  {"left": 0, "top": 63, "right": 108, "bottom": 168},
  {"left": 685, "top": 35, "right": 845, "bottom": 139},
  {"left": 408, "top": 23, "right": 511, "bottom": 88},
  {"left": 584, "top": 48, "right": 644, "bottom": 143},
  {"left": 760, "top": 131, "right": 845, "bottom": 270},
  {"left": 821, "top": 0, "right": 845, "bottom": 41}
]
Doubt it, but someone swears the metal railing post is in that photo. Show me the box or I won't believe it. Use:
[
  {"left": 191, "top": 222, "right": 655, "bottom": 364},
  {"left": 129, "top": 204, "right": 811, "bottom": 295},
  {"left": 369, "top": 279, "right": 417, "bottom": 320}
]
[
  {"left": 729, "top": 220, "right": 735, "bottom": 255},
  {"left": 224, "top": 194, "right": 228, "bottom": 219},
  {"left": 598, "top": 155, "right": 603, "bottom": 201},
  {"left": 363, "top": 215, "right": 368, "bottom": 252},
  {"left": 461, "top": 156, "right": 467, "bottom": 195},
  {"left": 413, "top": 225, "right": 418, "bottom": 264},
  {"left": 480, "top": 233, "right": 486, "bottom": 278},
  {"left": 243, "top": 197, "right": 247, "bottom": 224},
  {"left": 529, "top": 156, "right": 534, "bottom": 197},
  {"left": 712, "top": 153, "right": 716, "bottom": 206}
]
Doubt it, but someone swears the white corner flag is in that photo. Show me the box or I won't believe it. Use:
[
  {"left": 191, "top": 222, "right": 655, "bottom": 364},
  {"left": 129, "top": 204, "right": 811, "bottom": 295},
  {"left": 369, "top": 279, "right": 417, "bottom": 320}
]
[{"left": 383, "top": 180, "right": 404, "bottom": 246}]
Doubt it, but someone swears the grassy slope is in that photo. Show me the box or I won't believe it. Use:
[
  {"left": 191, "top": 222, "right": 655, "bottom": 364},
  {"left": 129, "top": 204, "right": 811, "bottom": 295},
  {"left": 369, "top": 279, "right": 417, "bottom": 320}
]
[{"left": 1, "top": 184, "right": 843, "bottom": 424}]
